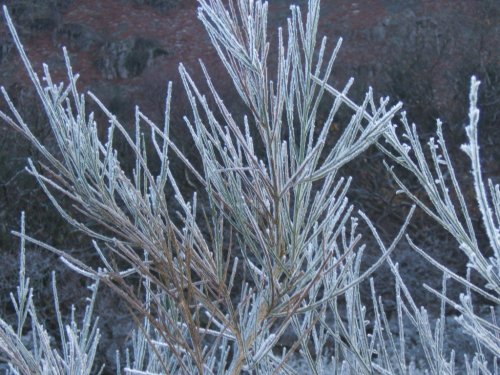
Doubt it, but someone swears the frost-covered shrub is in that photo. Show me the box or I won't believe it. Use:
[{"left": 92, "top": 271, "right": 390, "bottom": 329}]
[
  {"left": 0, "top": 213, "right": 102, "bottom": 375},
  {"left": 0, "top": 0, "right": 498, "bottom": 374}
]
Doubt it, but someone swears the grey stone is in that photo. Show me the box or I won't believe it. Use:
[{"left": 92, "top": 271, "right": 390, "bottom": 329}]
[
  {"left": 0, "top": 39, "right": 13, "bottom": 65},
  {"left": 96, "top": 37, "right": 168, "bottom": 79},
  {"left": 3, "top": 1, "right": 65, "bottom": 33},
  {"left": 132, "top": 0, "right": 180, "bottom": 10},
  {"left": 54, "top": 23, "right": 103, "bottom": 51}
]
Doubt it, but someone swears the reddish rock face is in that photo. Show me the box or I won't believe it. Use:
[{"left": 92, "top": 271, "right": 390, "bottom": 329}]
[
  {"left": 1, "top": 0, "right": 498, "bottom": 233},
  {"left": 1, "top": 1, "right": 498, "bottom": 122}
]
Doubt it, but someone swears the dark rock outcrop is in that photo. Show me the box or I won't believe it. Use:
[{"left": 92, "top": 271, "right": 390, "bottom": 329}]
[
  {"left": 3, "top": 0, "right": 74, "bottom": 34},
  {"left": 96, "top": 37, "right": 168, "bottom": 79},
  {"left": 54, "top": 22, "right": 103, "bottom": 51},
  {"left": 132, "top": 0, "right": 180, "bottom": 10},
  {"left": 0, "top": 39, "right": 13, "bottom": 65}
]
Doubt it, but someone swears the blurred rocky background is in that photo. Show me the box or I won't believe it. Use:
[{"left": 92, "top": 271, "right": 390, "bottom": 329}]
[{"left": 0, "top": 0, "right": 498, "bottom": 373}]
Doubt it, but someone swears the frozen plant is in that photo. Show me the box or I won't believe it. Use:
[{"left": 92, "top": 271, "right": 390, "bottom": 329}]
[
  {"left": 0, "top": 0, "right": 498, "bottom": 374},
  {"left": 378, "top": 75, "right": 500, "bottom": 372},
  {"left": 0, "top": 212, "right": 102, "bottom": 375}
]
